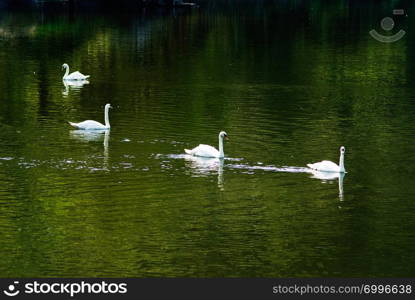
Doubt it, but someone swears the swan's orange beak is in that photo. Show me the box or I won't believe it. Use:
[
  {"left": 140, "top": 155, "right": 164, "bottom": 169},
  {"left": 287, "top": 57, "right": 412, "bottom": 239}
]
[{"left": 225, "top": 136, "right": 229, "bottom": 140}]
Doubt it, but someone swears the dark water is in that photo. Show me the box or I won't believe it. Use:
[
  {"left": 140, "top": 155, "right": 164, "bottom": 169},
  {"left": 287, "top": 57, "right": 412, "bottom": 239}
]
[{"left": 0, "top": 1, "right": 415, "bottom": 277}]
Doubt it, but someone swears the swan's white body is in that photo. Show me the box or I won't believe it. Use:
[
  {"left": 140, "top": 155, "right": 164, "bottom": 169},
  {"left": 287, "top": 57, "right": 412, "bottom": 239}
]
[
  {"left": 62, "top": 63, "right": 90, "bottom": 81},
  {"left": 69, "top": 104, "right": 112, "bottom": 130},
  {"left": 185, "top": 131, "right": 228, "bottom": 158},
  {"left": 307, "top": 146, "right": 346, "bottom": 173}
]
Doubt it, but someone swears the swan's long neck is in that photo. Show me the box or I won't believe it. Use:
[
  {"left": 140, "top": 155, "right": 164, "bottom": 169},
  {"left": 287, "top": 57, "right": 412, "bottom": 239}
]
[
  {"left": 339, "top": 152, "right": 345, "bottom": 173},
  {"left": 64, "top": 65, "right": 69, "bottom": 78},
  {"left": 104, "top": 106, "right": 110, "bottom": 128},
  {"left": 218, "top": 134, "right": 224, "bottom": 158}
]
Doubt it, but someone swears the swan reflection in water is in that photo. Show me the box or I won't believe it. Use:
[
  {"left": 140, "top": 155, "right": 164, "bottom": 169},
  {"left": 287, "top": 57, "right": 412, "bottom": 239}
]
[
  {"left": 309, "top": 170, "right": 345, "bottom": 201},
  {"left": 69, "top": 129, "right": 110, "bottom": 169},
  {"left": 62, "top": 79, "right": 89, "bottom": 96},
  {"left": 184, "top": 155, "right": 224, "bottom": 190}
]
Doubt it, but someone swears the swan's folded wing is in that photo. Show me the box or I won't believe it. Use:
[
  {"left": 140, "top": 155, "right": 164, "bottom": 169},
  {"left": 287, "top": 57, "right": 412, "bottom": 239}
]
[
  {"left": 307, "top": 160, "right": 339, "bottom": 172},
  {"left": 186, "top": 144, "right": 219, "bottom": 157},
  {"left": 66, "top": 71, "right": 89, "bottom": 80},
  {"left": 71, "top": 120, "right": 106, "bottom": 130}
]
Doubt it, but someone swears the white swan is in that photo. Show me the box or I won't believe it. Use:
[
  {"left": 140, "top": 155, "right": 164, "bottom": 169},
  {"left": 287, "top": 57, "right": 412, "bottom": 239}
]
[
  {"left": 62, "top": 63, "right": 90, "bottom": 81},
  {"left": 307, "top": 146, "right": 346, "bottom": 173},
  {"left": 185, "top": 131, "right": 228, "bottom": 158},
  {"left": 69, "top": 104, "right": 112, "bottom": 130}
]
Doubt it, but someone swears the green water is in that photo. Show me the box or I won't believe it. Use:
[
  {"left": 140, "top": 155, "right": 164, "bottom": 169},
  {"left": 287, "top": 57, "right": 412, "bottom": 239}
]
[{"left": 0, "top": 1, "right": 415, "bottom": 277}]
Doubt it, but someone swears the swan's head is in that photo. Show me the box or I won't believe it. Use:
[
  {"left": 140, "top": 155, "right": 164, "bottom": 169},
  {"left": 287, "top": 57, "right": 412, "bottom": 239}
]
[
  {"left": 62, "top": 63, "right": 69, "bottom": 70},
  {"left": 105, "top": 103, "right": 113, "bottom": 110},
  {"left": 219, "top": 131, "right": 229, "bottom": 140},
  {"left": 340, "top": 146, "right": 345, "bottom": 154}
]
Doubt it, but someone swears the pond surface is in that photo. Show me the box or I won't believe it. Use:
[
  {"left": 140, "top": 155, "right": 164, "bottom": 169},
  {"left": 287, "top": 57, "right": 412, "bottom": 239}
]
[{"left": 0, "top": 1, "right": 415, "bottom": 277}]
